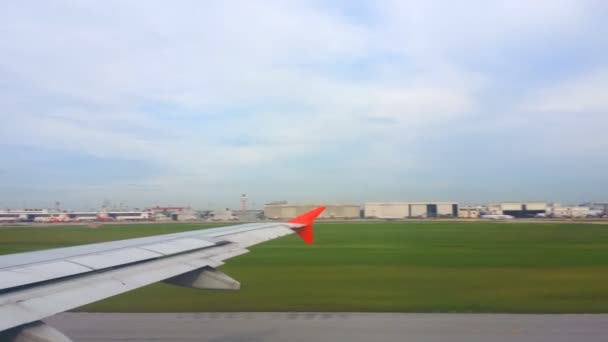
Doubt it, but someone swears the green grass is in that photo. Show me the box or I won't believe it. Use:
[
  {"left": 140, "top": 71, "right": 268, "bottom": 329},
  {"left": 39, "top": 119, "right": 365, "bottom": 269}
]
[{"left": 2, "top": 221, "right": 608, "bottom": 313}]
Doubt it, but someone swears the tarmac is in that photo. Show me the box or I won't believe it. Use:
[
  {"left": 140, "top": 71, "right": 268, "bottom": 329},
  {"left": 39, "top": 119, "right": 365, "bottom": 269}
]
[{"left": 45, "top": 312, "right": 608, "bottom": 342}]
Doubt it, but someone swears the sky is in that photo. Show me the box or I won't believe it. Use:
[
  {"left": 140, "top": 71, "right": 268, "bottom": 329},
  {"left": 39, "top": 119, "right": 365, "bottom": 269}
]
[{"left": 1, "top": 0, "right": 607, "bottom": 210}]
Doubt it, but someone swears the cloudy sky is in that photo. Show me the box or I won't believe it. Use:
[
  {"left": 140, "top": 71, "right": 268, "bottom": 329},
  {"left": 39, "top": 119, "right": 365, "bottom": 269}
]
[{"left": 1, "top": 0, "right": 607, "bottom": 210}]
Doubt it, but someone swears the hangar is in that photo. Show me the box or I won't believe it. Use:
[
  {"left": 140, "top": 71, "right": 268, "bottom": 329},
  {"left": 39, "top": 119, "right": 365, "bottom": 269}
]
[
  {"left": 495, "top": 202, "right": 547, "bottom": 218},
  {"left": 264, "top": 203, "right": 360, "bottom": 219},
  {"left": 364, "top": 202, "right": 459, "bottom": 219}
]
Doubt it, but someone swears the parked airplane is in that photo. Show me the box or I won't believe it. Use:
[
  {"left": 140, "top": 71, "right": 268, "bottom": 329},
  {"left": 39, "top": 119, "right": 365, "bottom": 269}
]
[
  {"left": 95, "top": 213, "right": 115, "bottom": 222},
  {"left": 587, "top": 210, "right": 604, "bottom": 218},
  {"left": 49, "top": 214, "right": 71, "bottom": 223},
  {"left": 0, "top": 214, "right": 19, "bottom": 223},
  {"left": 481, "top": 214, "right": 514, "bottom": 220},
  {"left": 0, "top": 206, "right": 326, "bottom": 341}
]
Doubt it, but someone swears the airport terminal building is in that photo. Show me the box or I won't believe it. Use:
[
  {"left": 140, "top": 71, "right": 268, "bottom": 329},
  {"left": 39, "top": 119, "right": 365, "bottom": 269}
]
[
  {"left": 364, "top": 202, "right": 459, "bottom": 219},
  {"left": 264, "top": 203, "right": 360, "bottom": 219}
]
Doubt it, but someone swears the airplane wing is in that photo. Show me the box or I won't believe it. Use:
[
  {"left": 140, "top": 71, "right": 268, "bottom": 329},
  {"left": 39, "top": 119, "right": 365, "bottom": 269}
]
[{"left": 0, "top": 206, "right": 325, "bottom": 342}]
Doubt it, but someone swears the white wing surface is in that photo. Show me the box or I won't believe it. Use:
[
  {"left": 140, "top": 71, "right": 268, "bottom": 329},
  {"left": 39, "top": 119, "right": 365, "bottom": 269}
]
[{"left": 0, "top": 207, "right": 325, "bottom": 341}]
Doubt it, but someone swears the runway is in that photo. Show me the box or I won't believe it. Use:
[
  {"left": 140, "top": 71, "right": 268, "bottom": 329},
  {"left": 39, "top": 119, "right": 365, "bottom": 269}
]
[{"left": 46, "top": 312, "right": 608, "bottom": 342}]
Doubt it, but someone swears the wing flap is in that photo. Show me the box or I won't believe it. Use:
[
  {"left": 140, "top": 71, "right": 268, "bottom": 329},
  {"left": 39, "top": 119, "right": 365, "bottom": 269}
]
[
  {"left": 0, "top": 238, "right": 219, "bottom": 292},
  {"left": 0, "top": 261, "right": 93, "bottom": 290},
  {"left": 220, "top": 225, "right": 294, "bottom": 247},
  {"left": 67, "top": 248, "right": 162, "bottom": 270},
  {"left": 139, "top": 238, "right": 216, "bottom": 255}
]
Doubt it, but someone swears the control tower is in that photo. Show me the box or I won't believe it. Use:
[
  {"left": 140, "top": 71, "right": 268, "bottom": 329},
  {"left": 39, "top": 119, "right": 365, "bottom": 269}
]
[{"left": 241, "top": 193, "right": 247, "bottom": 211}]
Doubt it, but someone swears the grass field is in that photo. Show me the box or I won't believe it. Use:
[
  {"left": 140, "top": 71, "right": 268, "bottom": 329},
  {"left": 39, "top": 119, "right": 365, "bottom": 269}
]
[{"left": 2, "top": 221, "right": 608, "bottom": 313}]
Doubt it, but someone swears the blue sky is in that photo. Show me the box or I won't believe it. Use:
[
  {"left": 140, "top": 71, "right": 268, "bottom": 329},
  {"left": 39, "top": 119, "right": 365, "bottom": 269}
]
[{"left": 1, "top": 0, "right": 607, "bottom": 210}]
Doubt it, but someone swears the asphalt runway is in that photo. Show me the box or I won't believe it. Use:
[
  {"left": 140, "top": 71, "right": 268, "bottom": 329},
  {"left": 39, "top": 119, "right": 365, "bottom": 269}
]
[{"left": 45, "top": 312, "right": 608, "bottom": 342}]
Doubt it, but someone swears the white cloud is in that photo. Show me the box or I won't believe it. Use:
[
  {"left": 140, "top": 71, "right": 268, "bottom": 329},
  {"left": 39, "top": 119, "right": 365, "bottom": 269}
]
[
  {"left": 524, "top": 69, "right": 608, "bottom": 112},
  {"left": 497, "top": 67, "right": 608, "bottom": 157},
  {"left": 0, "top": 1, "right": 483, "bottom": 169},
  {"left": 0, "top": 0, "right": 606, "bottom": 207},
  {"left": 377, "top": 0, "right": 593, "bottom": 54}
]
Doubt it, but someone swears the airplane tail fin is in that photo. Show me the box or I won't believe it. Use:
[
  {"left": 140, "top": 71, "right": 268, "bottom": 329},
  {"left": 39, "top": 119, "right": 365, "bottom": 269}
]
[{"left": 288, "top": 206, "right": 326, "bottom": 244}]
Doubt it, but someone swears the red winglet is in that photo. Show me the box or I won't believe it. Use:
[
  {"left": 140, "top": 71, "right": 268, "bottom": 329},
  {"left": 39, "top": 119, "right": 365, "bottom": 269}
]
[{"left": 288, "top": 206, "right": 326, "bottom": 244}]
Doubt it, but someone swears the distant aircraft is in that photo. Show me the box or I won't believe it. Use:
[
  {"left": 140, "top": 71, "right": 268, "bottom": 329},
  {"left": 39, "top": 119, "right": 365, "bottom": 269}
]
[
  {"left": 49, "top": 214, "right": 74, "bottom": 223},
  {"left": 96, "top": 212, "right": 115, "bottom": 222},
  {"left": 74, "top": 215, "right": 97, "bottom": 222},
  {"left": 587, "top": 210, "right": 604, "bottom": 218},
  {"left": 0, "top": 206, "right": 326, "bottom": 341},
  {"left": 481, "top": 214, "right": 514, "bottom": 220}
]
